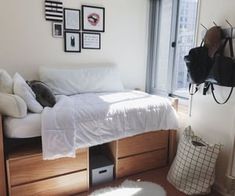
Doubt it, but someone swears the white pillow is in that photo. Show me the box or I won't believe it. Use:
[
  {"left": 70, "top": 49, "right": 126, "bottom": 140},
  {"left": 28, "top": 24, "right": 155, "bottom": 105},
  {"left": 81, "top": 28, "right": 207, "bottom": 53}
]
[
  {"left": 39, "top": 65, "right": 124, "bottom": 95},
  {"left": 0, "top": 69, "right": 13, "bottom": 94},
  {"left": 13, "top": 73, "right": 43, "bottom": 113},
  {"left": 0, "top": 92, "right": 27, "bottom": 118}
]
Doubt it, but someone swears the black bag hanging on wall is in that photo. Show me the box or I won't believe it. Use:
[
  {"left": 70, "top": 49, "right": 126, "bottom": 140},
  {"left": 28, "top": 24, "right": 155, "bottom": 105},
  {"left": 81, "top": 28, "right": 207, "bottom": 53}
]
[
  {"left": 184, "top": 26, "right": 223, "bottom": 95},
  {"left": 184, "top": 42, "right": 213, "bottom": 95},
  {"left": 184, "top": 42, "right": 213, "bottom": 85},
  {"left": 206, "top": 37, "right": 235, "bottom": 104},
  {"left": 207, "top": 37, "right": 235, "bottom": 86}
]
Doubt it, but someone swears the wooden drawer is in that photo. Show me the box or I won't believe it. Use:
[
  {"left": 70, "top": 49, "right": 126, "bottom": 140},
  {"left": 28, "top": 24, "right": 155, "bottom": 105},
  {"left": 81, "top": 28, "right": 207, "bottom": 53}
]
[
  {"left": 117, "top": 131, "right": 169, "bottom": 158},
  {"left": 116, "top": 148, "right": 168, "bottom": 178},
  {"left": 8, "top": 148, "right": 88, "bottom": 186},
  {"left": 10, "top": 170, "right": 88, "bottom": 196}
]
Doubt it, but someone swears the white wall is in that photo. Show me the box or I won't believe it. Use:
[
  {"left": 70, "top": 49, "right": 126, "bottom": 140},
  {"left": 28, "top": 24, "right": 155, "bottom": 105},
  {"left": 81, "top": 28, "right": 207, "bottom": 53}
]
[
  {"left": 0, "top": 0, "right": 149, "bottom": 90},
  {"left": 190, "top": 0, "right": 235, "bottom": 193}
]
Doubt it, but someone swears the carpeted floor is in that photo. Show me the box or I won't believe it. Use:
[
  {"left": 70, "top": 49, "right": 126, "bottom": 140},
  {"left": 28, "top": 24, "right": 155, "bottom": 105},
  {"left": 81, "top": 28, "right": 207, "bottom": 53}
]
[
  {"left": 90, "top": 180, "right": 166, "bottom": 196},
  {"left": 76, "top": 167, "right": 222, "bottom": 196}
]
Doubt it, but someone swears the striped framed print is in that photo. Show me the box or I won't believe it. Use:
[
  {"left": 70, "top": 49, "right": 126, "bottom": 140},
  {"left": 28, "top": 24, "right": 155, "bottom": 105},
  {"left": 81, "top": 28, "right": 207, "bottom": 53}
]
[{"left": 45, "top": 0, "right": 63, "bottom": 22}]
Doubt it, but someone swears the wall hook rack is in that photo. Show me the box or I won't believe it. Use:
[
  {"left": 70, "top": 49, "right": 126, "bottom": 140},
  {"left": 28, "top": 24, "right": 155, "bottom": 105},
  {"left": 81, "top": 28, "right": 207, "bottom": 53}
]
[
  {"left": 225, "top": 19, "right": 233, "bottom": 28},
  {"left": 201, "top": 23, "right": 235, "bottom": 40},
  {"left": 200, "top": 23, "right": 208, "bottom": 30},
  {"left": 225, "top": 19, "right": 234, "bottom": 38},
  {"left": 213, "top": 21, "right": 218, "bottom": 26}
]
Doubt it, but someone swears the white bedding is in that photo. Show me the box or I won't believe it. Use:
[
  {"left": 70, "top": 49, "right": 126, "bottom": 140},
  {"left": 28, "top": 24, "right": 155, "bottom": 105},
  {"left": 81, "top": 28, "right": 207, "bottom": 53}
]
[
  {"left": 42, "top": 91, "right": 179, "bottom": 160},
  {"left": 4, "top": 113, "right": 41, "bottom": 138}
]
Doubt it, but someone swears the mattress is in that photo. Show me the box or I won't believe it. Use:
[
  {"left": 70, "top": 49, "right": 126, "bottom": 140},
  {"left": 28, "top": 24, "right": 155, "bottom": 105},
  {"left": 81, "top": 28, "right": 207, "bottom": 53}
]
[
  {"left": 4, "top": 91, "right": 179, "bottom": 144},
  {"left": 4, "top": 113, "right": 41, "bottom": 138}
]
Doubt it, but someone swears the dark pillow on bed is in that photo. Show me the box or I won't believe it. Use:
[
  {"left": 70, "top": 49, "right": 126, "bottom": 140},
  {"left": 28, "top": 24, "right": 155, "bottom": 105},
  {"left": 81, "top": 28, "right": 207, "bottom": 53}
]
[{"left": 27, "top": 80, "right": 56, "bottom": 107}]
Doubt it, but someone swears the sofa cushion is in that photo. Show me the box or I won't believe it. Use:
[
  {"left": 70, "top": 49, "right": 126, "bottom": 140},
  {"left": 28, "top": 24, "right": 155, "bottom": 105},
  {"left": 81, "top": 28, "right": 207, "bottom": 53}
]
[
  {"left": 13, "top": 73, "right": 43, "bottom": 113},
  {"left": 0, "top": 92, "right": 27, "bottom": 118},
  {"left": 39, "top": 65, "right": 124, "bottom": 95},
  {"left": 0, "top": 69, "right": 13, "bottom": 94},
  {"left": 4, "top": 113, "right": 41, "bottom": 138}
]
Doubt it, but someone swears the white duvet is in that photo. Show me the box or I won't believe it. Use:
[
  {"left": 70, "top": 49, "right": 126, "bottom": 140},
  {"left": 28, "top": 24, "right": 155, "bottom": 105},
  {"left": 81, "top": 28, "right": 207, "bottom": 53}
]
[{"left": 42, "top": 91, "right": 179, "bottom": 160}]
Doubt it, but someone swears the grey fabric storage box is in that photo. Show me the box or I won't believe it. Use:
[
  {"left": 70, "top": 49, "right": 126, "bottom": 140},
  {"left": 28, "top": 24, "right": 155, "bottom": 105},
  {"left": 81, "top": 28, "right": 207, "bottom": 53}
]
[{"left": 90, "top": 154, "right": 114, "bottom": 186}]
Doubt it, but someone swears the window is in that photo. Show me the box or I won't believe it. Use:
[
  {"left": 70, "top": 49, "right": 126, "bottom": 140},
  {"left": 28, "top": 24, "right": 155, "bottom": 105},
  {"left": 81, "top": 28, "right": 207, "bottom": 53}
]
[
  {"left": 171, "top": 0, "right": 198, "bottom": 98},
  {"left": 146, "top": 0, "right": 198, "bottom": 99}
]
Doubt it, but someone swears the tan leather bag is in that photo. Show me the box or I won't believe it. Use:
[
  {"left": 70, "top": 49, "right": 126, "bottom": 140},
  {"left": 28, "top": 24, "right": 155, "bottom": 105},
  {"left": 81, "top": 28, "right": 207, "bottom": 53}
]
[{"left": 204, "top": 26, "right": 223, "bottom": 57}]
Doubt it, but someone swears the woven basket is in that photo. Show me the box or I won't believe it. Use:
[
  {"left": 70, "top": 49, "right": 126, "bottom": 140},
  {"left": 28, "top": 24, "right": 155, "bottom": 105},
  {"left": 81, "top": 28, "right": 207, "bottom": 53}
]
[{"left": 167, "top": 126, "right": 221, "bottom": 195}]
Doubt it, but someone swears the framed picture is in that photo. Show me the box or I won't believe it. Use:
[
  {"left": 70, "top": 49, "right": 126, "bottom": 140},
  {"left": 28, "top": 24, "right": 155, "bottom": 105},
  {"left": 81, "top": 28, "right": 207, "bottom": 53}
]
[
  {"left": 64, "top": 32, "right": 81, "bottom": 52},
  {"left": 52, "top": 22, "right": 63, "bottom": 38},
  {"left": 45, "top": 0, "right": 63, "bottom": 22},
  {"left": 82, "top": 32, "right": 101, "bottom": 49},
  {"left": 64, "top": 8, "right": 80, "bottom": 30},
  {"left": 82, "top": 5, "right": 105, "bottom": 32}
]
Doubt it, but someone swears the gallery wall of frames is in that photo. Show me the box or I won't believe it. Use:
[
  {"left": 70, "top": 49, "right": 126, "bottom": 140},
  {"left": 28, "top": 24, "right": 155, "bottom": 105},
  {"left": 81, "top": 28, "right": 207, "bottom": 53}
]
[{"left": 45, "top": 0, "right": 105, "bottom": 52}]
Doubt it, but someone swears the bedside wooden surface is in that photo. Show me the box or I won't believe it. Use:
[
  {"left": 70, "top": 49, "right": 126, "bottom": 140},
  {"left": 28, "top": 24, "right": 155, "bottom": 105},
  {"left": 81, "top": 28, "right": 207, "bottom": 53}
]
[
  {"left": 6, "top": 141, "right": 89, "bottom": 196},
  {"left": 0, "top": 115, "right": 7, "bottom": 196}
]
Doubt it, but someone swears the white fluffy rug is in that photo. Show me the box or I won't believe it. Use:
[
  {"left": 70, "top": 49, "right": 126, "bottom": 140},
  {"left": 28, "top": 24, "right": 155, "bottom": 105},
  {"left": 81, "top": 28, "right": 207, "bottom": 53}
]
[{"left": 90, "top": 180, "right": 166, "bottom": 196}]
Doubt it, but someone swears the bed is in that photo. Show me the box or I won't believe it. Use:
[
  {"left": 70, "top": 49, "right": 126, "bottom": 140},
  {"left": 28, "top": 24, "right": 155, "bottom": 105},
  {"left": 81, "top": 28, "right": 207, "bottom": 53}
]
[
  {"left": 0, "top": 93, "right": 178, "bottom": 196},
  {"left": 0, "top": 66, "right": 179, "bottom": 195}
]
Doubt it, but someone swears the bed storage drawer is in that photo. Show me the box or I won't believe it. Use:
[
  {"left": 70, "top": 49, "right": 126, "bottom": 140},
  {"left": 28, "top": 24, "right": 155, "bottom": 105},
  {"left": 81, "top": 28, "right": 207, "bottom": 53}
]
[
  {"left": 117, "top": 130, "right": 169, "bottom": 158},
  {"left": 10, "top": 170, "right": 88, "bottom": 196},
  {"left": 7, "top": 148, "right": 88, "bottom": 186},
  {"left": 116, "top": 148, "right": 168, "bottom": 178}
]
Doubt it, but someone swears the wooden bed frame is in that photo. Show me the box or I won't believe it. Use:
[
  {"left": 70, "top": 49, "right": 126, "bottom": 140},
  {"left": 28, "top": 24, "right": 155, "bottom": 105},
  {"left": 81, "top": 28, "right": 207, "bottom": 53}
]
[{"left": 0, "top": 98, "right": 178, "bottom": 196}]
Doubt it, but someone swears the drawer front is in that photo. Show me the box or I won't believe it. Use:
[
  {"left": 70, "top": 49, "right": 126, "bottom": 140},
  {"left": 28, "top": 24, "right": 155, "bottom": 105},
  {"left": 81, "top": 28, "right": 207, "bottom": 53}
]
[
  {"left": 8, "top": 148, "right": 88, "bottom": 186},
  {"left": 117, "top": 148, "right": 168, "bottom": 178},
  {"left": 118, "top": 130, "right": 169, "bottom": 158},
  {"left": 11, "top": 170, "right": 88, "bottom": 196}
]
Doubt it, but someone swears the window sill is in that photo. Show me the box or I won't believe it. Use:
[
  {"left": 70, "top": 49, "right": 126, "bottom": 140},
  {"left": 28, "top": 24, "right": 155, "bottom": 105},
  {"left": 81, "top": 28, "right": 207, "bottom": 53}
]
[{"left": 168, "top": 95, "right": 189, "bottom": 115}]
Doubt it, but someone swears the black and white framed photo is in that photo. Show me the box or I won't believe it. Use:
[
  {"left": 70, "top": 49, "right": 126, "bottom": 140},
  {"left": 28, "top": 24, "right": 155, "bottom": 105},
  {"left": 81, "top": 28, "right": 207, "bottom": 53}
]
[
  {"left": 64, "top": 8, "right": 80, "bottom": 30},
  {"left": 64, "top": 32, "right": 81, "bottom": 52},
  {"left": 82, "top": 5, "right": 105, "bottom": 32},
  {"left": 52, "top": 22, "right": 63, "bottom": 38},
  {"left": 82, "top": 32, "right": 101, "bottom": 49},
  {"left": 45, "top": 0, "right": 63, "bottom": 22}
]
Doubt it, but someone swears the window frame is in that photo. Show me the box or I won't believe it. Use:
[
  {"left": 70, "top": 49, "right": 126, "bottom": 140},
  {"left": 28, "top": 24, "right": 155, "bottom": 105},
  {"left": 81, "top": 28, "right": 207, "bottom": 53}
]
[{"left": 168, "top": 0, "right": 200, "bottom": 99}]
